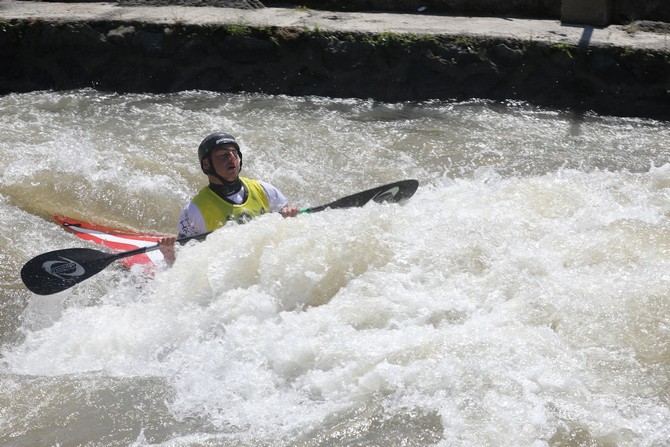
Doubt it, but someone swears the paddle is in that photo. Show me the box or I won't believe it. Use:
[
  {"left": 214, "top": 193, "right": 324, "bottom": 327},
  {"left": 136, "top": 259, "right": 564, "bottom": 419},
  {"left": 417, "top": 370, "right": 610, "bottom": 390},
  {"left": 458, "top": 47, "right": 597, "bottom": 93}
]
[{"left": 21, "top": 179, "right": 419, "bottom": 295}]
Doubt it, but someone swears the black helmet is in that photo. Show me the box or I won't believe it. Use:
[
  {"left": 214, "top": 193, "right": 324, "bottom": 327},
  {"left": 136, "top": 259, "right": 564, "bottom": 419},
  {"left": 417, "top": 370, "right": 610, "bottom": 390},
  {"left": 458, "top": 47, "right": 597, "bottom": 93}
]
[{"left": 198, "top": 132, "right": 242, "bottom": 173}]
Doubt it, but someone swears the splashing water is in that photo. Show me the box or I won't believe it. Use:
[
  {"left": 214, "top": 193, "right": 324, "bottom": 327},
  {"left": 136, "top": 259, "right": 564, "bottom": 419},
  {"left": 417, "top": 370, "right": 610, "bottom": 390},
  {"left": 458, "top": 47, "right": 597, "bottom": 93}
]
[{"left": 1, "top": 90, "right": 669, "bottom": 446}]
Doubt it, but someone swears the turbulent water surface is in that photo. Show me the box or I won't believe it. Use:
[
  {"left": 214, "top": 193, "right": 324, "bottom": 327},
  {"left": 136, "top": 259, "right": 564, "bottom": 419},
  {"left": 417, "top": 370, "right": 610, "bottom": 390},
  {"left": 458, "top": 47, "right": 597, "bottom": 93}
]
[{"left": 1, "top": 90, "right": 669, "bottom": 446}]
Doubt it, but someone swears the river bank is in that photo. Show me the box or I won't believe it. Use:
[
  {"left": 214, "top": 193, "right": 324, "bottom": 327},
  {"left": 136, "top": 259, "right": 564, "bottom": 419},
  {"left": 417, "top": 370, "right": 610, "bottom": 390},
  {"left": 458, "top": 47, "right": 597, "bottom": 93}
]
[{"left": 0, "top": 0, "right": 669, "bottom": 119}]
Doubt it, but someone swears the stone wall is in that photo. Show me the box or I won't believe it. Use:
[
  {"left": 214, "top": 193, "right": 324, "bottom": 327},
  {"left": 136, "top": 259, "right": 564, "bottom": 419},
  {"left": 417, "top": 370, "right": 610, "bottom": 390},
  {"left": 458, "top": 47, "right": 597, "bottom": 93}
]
[{"left": 1, "top": 19, "right": 669, "bottom": 119}]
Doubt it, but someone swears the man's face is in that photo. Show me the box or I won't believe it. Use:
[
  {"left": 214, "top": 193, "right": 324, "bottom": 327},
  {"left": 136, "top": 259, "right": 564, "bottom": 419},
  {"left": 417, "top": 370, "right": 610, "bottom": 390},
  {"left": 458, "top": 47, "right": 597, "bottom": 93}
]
[{"left": 205, "top": 145, "right": 241, "bottom": 183}]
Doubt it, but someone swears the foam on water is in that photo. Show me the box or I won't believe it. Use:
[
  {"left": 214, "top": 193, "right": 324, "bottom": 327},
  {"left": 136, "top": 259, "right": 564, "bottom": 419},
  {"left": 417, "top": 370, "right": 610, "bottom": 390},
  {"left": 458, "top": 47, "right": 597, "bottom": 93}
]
[
  {"left": 2, "top": 90, "right": 670, "bottom": 445},
  {"left": 3, "top": 165, "right": 670, "bottom": 445}
]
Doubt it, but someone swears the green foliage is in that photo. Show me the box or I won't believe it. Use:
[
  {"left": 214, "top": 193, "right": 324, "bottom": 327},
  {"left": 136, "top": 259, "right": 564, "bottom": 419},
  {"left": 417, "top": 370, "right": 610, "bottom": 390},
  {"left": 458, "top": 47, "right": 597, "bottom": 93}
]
[
  {"left": 224, "top": 23, "right": 252, "bottom": 37},
  {"left": 551, "top": 43, "right": 574, "bottom": 59},
  {"left": 361, "top": 31, "right": 440, "bottom": 47}
]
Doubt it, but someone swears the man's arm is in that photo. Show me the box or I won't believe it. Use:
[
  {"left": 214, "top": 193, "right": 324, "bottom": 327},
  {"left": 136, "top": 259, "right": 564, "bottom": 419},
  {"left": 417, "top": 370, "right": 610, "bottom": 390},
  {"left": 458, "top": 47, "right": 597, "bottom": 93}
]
[
  {"left": 159, "top": 204, "right": 206, "bottom": 266},
  {"left": 259, "top": 181, "right": 299, "bottom": 216}
]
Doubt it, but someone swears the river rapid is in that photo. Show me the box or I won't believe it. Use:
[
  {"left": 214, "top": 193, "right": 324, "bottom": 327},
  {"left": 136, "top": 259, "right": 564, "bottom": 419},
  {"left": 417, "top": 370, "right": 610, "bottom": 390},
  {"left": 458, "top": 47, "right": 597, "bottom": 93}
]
[{"left": 0, "top": 89, "right": 669, "bottom": 446}]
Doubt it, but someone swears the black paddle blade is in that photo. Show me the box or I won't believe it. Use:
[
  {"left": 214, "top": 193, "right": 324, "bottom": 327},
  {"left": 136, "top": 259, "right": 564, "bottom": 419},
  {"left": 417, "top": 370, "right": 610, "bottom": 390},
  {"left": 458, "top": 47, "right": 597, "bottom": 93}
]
[
  {"left": 302, "top": 179, "right": 419, "bottom": 214},
  {"left": 20, "top": 248, "right": 119, "bottom": 295}
]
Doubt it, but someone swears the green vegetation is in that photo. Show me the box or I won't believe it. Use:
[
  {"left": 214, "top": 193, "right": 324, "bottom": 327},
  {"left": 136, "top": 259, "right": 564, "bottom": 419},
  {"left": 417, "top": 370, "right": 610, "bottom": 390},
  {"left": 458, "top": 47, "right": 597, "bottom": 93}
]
[
  {"left": 448, "top": 35, "right": 479, "bottom": 49},
  {"left": 361, "top": 31, "right": 440, "bottom": 47},
  {"left": 551, "top": 42, "right": 575, "bottom": 59},
  {"left": 223, "top": 23, "right": 252, "bottom": 37}
]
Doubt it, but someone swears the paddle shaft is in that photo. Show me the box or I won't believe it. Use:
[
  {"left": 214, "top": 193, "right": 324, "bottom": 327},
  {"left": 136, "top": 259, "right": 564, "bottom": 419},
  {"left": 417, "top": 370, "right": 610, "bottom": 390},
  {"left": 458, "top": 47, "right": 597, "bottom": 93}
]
[
  {"left": 21, "top": 179, "right": 418, "bottom": 295},
  {"left": 109, "top": 231, "right": 212, "bottom": 262},
  {"left": 114, "top": 178, "right": 419, "bottom": 257}
]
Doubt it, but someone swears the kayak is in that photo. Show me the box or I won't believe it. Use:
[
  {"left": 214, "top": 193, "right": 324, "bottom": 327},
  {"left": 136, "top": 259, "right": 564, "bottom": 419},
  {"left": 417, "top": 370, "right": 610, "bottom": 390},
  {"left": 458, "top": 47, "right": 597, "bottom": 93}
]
[{"left": 52, "top": 215, "right": 168, "bottom": 268}]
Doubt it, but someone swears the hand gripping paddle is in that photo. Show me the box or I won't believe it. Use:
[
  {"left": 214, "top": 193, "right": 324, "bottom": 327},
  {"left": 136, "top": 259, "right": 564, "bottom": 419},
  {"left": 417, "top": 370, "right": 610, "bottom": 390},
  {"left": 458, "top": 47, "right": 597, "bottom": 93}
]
[{"left": 21, "top": 179, "right": 418, "bottom": 295}]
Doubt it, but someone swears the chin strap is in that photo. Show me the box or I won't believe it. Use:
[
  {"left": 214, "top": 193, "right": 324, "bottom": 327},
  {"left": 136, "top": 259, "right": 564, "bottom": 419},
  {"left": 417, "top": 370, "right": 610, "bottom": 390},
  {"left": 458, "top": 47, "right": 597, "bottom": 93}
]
[
  {"left": 209, "top": 180, "right": 244, "bottom": 199},
  {"left": 210, "top": 178, "right": 242, "bottom": 196}
]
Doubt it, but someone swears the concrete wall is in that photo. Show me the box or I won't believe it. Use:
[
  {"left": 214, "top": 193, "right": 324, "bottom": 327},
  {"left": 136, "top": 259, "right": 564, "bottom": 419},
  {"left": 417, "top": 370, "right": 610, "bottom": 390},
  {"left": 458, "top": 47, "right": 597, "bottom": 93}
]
[{"left": 1, "top": 19, "right": 668, "bottom": 119}]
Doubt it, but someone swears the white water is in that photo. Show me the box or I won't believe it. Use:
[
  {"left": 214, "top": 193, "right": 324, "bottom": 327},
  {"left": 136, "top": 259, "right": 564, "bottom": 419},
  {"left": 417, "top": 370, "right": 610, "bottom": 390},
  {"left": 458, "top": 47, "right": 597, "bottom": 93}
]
[{"left": 1, "top": 90, "right": 669, "bottom": 446}]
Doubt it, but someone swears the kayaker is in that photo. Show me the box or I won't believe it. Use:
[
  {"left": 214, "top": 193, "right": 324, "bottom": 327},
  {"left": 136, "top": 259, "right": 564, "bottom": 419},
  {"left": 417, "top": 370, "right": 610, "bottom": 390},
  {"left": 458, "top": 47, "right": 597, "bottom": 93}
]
[{"left": 158, "top": 132, "right": 300, "bottom": 262}]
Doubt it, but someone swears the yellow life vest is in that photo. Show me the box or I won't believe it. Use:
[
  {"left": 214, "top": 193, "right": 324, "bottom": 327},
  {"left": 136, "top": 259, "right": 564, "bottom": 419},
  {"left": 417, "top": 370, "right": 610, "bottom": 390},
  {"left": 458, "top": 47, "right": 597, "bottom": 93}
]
[{"left": 191, "top": 177, "right": 270, "bottom": 231}]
